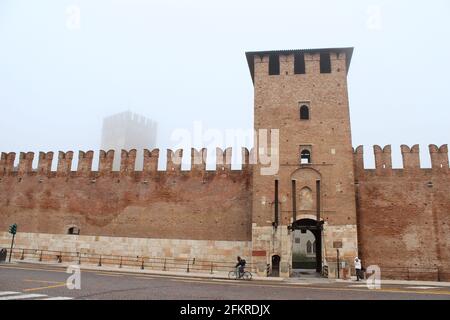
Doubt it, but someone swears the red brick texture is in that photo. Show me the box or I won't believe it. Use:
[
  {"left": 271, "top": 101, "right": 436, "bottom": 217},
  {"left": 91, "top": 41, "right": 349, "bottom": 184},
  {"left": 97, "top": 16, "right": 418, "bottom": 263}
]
[
  {"left": 355, "top": 145, "right": 450, "bottom": 281},
  {"left": 0, "top": 149, "right": 253, "bottom": 242}
]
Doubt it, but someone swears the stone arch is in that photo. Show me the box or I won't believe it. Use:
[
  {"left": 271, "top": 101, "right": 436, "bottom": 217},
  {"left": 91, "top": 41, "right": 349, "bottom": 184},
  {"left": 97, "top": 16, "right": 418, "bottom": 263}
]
[{"left": 290, "top": 166, "right": 322, "bottom": 183}]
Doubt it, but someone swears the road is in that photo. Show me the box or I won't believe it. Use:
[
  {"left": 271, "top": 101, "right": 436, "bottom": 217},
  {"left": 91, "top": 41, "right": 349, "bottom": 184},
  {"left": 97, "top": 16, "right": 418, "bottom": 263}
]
[{"left": 0, "top": 262, "right": 450, "bottom": 300}]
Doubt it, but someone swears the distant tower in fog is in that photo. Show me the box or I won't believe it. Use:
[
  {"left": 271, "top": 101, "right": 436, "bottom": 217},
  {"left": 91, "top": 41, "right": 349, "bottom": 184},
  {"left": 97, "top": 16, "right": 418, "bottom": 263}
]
[{"left": 101, "top": 111, "right": 157, "bottom": 170}]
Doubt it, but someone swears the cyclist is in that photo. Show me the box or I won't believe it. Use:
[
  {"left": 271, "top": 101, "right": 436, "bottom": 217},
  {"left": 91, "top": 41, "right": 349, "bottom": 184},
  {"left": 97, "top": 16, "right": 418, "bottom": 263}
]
[{"left": 235, "top": 256, "right": 246, "bottom": 278}]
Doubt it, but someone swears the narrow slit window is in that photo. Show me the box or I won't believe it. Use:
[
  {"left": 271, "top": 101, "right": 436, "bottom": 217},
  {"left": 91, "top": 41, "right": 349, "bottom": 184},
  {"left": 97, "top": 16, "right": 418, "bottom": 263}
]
[
  {"left": 294, "top": 53, "right": 305, "bottom": 74},
  {"left": 274, "top": 180, "right": 279, "bottom": 226},
  {"left": 300, "top": 105, "right": 310, "bottom": 120},
  {"left": 269, "top": 54, "right": 280, "bottom": 75},
  {"left": 320, "top": 52, "right": 331, "bottom": 73}
]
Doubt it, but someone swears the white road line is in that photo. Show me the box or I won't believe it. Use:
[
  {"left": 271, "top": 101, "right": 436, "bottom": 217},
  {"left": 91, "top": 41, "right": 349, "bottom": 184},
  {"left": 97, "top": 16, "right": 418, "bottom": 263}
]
[
  {"left": 407, "top": 286, "right": 442, "bottom": 290},
  {"left": 348, "top": 284, "right": 370, "bottom": 288},
  {"left": 40, "top": 297, "right": 73, "bottom": 300},
  {"left": 0, "top": 291, "right": 20, "bottom": 296},
  {"left": 0, "top": 293, "right": 47, "bottom": 300}
]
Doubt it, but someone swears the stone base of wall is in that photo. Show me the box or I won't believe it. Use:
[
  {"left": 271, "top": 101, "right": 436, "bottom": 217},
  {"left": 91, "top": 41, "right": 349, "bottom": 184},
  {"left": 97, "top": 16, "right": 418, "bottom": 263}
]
[
  {"left": 323, "top": 224, "right": 358, "bottom": 278},
  {"left": 0, "top": 232, "right": 251, "bottom": 263},
  {"left": 251, "top": 223, "right": 358, "bottom": 278}
]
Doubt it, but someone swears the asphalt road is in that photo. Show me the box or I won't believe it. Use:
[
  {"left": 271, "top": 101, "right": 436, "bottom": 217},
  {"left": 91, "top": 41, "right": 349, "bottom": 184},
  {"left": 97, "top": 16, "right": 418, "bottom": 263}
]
[{"left": 0, "top": 263, "right": 450, "bottom": 300}]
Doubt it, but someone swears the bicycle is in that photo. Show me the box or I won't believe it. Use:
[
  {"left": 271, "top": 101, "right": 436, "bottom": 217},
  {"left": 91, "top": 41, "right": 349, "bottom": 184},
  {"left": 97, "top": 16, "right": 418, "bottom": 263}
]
[{"left": 228, "top": 267, "right": 252, "bottom": 280}]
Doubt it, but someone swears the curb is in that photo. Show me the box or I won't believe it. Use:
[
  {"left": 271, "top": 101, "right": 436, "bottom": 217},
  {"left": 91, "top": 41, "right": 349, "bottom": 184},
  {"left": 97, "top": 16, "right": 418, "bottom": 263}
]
[{"left": 335, "top": 278, "right": 450, "bottom": 287}]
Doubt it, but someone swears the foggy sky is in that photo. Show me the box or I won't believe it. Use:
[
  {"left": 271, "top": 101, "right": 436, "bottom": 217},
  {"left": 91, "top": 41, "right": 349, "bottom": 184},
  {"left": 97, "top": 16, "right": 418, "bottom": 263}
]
[{"left": 1, "top": 0, "right": 449, "bottom": 170}]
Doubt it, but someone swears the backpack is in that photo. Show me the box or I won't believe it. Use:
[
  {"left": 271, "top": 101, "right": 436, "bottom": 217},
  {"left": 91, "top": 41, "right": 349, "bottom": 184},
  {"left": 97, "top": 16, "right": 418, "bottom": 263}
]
[{"left": 241, "top": 259, "right": 246, "bottom": 266}]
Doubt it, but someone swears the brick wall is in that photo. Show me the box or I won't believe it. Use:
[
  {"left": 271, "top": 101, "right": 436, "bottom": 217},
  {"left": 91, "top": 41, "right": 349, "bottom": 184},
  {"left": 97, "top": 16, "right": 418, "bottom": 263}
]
[
  {"left": 355, "top": 145, "right": 450, "bottom": 280},
  {"left": 0, "top": 148, "right": 253, "bottom": 242}
]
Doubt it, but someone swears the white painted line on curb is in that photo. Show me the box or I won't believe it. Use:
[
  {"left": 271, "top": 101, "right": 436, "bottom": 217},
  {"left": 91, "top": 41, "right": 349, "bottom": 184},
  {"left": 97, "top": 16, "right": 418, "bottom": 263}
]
[{"left": 40, "top": 297, "right": 73, "bottom": 300}]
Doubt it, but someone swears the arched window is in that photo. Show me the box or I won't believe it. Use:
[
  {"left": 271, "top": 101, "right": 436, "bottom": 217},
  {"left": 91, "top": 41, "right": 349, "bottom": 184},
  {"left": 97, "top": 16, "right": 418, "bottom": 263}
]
[
  {"left": 306, "top": 240, "right": 312, "bottom": 254},
  {"left": 68, "top": 227, "right": 80, "bottom": 235},
  {"left": 300, "top": 105, "right": 309, "bottom": 120},
  {"left": 301, "top": 150, "right": 311, "bottom": 164}
]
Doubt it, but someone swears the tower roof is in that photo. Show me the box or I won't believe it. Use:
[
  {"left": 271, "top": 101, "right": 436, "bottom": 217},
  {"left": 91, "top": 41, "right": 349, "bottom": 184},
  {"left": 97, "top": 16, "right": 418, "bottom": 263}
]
[{"left": 245, "top": 47, "right": 354, "bottom": 83}]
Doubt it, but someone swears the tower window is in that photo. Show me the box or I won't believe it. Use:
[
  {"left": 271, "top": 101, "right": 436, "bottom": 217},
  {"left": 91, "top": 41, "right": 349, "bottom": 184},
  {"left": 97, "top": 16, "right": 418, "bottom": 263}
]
[
  {"left": 294, "top": 53, "right": 305, "bottom": 74},
  {"left": 320, "top": 52, "right": 331, "bottom": 73},
  {"left": 300, "top": 105, "right": 310, "bottom": 120},
  {"left": 269, "top": 54, "right": 280, "bottom": 75},
  {"left": 301, "top": 150, "right": 311, "bottom": 164}
]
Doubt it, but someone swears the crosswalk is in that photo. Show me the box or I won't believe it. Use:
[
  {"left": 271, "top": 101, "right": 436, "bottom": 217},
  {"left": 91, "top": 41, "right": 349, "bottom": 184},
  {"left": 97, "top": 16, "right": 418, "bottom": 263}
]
[{"left": 0, "top": 291, "right": 73, "bottom": 300}]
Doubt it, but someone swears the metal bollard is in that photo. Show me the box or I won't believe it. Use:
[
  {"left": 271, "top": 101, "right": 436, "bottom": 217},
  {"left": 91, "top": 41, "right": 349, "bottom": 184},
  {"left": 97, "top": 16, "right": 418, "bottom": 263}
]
[
  {"left": 20, "top": 249, "right": 24, "bottom": 260},
  {"left": 141, "top": 258, "right": 144, "bottom": 270},
  {"left": 98, "top": 255, "right": 102, "bottom": 267},
  {"left": 119, "top": 256, "right": 122, "bottom": 268}
]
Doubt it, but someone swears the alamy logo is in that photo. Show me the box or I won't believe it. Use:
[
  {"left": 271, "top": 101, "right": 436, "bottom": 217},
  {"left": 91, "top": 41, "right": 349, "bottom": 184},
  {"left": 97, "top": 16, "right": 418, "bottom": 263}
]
[
  {"left": 366, "top": 265, "right": 381, "bottom": 290},
  {"left": 66, "top": 5, "right": 81, "bottom": 31},
  {"left": 171, "top": 122, "right": 280, "bottom": 175},
  {"left": 66, "top": 265, "right": 81, "bottom": 290},
  {"left": 366, "top": 5, "right": 382, "bottom": 31}
]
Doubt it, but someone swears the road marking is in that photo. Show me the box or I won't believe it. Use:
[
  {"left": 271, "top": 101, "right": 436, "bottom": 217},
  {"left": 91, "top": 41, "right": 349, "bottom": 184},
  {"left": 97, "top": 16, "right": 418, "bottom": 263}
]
[
  {"left": 0, "top": 291, "right": 73, "bottom": 300},
  {"left": 171, "top": 279, "right": 450, "bottom": 296},
  {"left": 24, "top": 283, "right": 67, "bottom": 292},
  {"left": 0, "top": 265, "right": 66, "bottom": 273},
  {"left": 24, "top": 279, "right": 64, "bottom": 284},
  {"left": 407, "top": 286, "right": 442, "bottom": 290},
  {"left": 349, "top": 284, "right": 370, "bottom": 288},
  {"left": 0, "top": 291, "right": 20, "bottom": 296},
  {"left": 96, "top": 273, "right": 123, "bottom": 277},
  {"left": 0, "top": 293, "right": 47, "bottom": 300}
]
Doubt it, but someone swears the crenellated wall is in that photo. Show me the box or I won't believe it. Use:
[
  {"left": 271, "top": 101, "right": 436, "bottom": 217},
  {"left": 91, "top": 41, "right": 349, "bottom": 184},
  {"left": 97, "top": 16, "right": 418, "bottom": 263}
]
[
  {"left": 0, "top": 148, "right": 254, "bottom": 246},
  {"left": 353, "top": 145, "right": 450, "bottom": 279}
]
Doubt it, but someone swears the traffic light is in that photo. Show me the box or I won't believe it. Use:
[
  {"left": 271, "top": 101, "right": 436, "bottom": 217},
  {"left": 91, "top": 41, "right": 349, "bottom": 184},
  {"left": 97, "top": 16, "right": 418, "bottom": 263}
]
[{"left": 8, "top": 223, "right": 17, "bottom": 235}]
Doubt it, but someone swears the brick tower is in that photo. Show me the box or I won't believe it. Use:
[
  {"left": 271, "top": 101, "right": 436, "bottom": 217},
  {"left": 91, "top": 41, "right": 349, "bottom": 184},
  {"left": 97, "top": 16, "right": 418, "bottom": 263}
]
[{"left": 246, "top": 48, "right": 358, "bottom": 278}]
